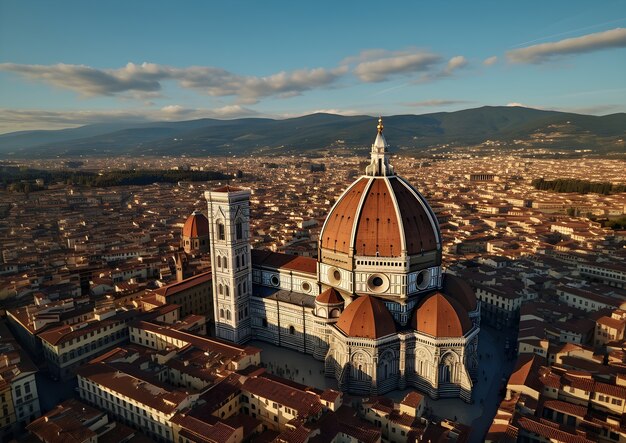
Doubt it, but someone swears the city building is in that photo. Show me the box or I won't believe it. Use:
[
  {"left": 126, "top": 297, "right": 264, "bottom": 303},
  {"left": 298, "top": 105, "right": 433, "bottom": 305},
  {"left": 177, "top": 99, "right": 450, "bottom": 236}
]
[
  {"left": 206, "top": 119, "right": 480, "bottom": 401},
  {"left": 181, "top": 210, "right": 209, "bottom": 255},
  {"left": 144, "top": 271, "right": 213, "bottom": 319},
  {"left": 0, "top": 322, "right": 41, "bottom": 440},
  {"left": 25, "top": 398, "right": 150, "bottom": 443}
]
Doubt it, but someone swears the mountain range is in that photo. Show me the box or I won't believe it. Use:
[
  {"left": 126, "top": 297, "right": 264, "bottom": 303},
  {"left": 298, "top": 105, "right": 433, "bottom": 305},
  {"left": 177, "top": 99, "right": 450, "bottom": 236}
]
[{"left": 1, "top": 106, "right": 624, "bottom": 158}]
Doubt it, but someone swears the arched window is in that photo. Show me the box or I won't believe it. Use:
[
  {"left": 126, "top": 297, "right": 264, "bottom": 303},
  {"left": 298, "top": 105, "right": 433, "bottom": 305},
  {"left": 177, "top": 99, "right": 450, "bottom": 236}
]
[
  {"left": 242, "top": 255, "right": 246, "bottom": 266},
  {"left": 217, "top": 221, "right": 225, "bottom": 240},
  {"left": 218, "top": 284, "right": 223, "bottom": 295},
  {"left": 235, "top": 219, "right": 243, "bottom": 240},
  {"left": 236, "top": 256, "right": 240, "bottom": 268},
  {"left": 289, "top": 325, "right": 295, "bottom": 335},
  {"left": 217, "top": 256, "right": 221, "bottom": 268},
  {"left": 226, "top": 310, "right": 231, "bottom": 320},
  {"left": 223, "top": 259, "right": 227, "bottom": 270},
  {"left": 219, "top": 309, "right": 224, "bottom": 318},
  {"left": 225, "top": 286, "right": 230, "bottom": 297}
]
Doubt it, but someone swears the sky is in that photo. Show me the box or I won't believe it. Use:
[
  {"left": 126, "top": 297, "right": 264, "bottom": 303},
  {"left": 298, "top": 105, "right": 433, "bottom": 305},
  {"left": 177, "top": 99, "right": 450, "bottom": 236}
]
[{"left": 1, "top": 0, "right": 626, "bottom": 133}]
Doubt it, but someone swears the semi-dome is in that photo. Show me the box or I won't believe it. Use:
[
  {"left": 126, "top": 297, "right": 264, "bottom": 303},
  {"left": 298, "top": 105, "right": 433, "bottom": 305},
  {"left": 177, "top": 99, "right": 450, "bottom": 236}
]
[
  {"left": 319, "top": 118, "right": 440, "bottom": 258},
  {"left": 183, "top": 210, "right": 209, "bottom": 238},
  {"left": 411, "top": 292, "right": 472, "bottom": 338},
  {"left": 316, "top": 287, "right": 344, "bottom": 305},
  {"left": 442, "top": 274, "right": 477, "bottom": 312},
  {"left": 335, "top": 295, "right": 396, "bottom": 339}
]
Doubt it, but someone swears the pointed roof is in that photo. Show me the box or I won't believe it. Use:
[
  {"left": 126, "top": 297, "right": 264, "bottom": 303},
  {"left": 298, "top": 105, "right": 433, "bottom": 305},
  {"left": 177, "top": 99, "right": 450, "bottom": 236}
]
[
  {"left": 335, "top": 295, "right": 396, "bottom": 339},
  {"left": 373, "top": 132, "right": 388, "bottom": 149},
  {"left": 508, "top": 354, "right": 546, "bottom": 396}
]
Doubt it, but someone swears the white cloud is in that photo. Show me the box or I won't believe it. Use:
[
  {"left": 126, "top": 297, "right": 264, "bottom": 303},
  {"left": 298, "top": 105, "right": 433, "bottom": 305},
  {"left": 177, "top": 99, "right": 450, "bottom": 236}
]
[
  {"left": 350, "top": 49, "right": 442, "bottom": 82},
  {"left": 309, "top": 109, "right": 362, "bottom": 116},
  {"left": 444, "top": 56, "right": 468, "bottom": 74},
  {"left": 506, "top": 27, "right": 626, "bottom": 63},
  {"left": 0, "top": 47, "right": 473, "bottom": 106},
  {"left": 158, "top": 104, "right": 259, "bottom": 119},
  {"left": 506, "top": 102, "right": 526, "bottom": 107},
  {"left": 483, "top": 56, "right": 498, "bottom": 66},
  {"left": 0, "top": 62, "right": 346, "bottom": 103},
  {"left": 402, "top": 99, "right": 472, "bottom": 107}
]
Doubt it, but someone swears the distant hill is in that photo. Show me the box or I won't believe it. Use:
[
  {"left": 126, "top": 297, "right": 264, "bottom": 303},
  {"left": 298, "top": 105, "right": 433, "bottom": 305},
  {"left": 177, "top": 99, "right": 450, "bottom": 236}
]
[{"left": 0, "top": 106, "right": 624, "bottom": 158}]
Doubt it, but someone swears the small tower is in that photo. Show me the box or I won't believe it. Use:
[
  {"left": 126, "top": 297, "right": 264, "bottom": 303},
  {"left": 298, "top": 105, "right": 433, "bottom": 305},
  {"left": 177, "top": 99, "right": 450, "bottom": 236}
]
[
  {"left": 181, "top": 210, "right": 209, "bottom": 254},
  {"left": 365, "top": 117, "right": 395, "bottom": 177},
  {"left": 174, "top": 252, "right": 185, "bottom": 282},
  {"left": 205, "top": 185, "right": 252, "bottom": 343}
]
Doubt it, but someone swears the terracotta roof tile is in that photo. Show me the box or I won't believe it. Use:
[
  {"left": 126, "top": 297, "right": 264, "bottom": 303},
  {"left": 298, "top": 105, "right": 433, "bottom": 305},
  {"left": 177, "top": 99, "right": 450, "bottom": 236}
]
[
  {"left": 411, "top": 292, "right": 472, "bottom": 338},
  {"left": 336, "top": 295, "right": 396, "bottom": 339},
  {"left": 182, "top": 211, "right": 209, "bottom": 238},
  {"left": 316, "top": 288, "right": 344, "bottom": 305}
]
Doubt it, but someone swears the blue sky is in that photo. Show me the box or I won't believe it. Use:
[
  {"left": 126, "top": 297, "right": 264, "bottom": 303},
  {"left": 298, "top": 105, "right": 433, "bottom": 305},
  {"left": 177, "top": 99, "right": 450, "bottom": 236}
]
[{"left": 1, "top": 0, "right": 625, "bottom": 133}]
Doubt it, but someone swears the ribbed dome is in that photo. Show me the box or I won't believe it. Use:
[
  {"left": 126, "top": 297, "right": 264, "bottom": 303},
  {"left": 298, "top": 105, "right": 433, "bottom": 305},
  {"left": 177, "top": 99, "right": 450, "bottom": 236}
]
[
  {"left": 442, "top": 274, "right": 477, "bottom": 312},
  {"left": 320, "top": 175, "right": 440, "bottom": 257},
  {"left": 336, "top": 295, "right": 396, "bottom": 339},
  {"left": 316, "top": 287, "right": 344, "bottom": 305},
  {"left": 182, "top": 211, "right": 209, "bottom": 238},
  {"left": 411, "top": 292, "right": 472, "bottom": 338}
]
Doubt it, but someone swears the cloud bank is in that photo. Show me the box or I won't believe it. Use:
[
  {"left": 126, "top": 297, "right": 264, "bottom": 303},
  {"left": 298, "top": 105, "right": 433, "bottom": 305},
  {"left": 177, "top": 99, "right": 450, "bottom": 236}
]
[
  {"left": 507, "top": 27, "right": 626, "bottom": 63},
  {"left": 350, "top": 49, "right": 442, "bottom": 82},
  {"left": 0, "top": 62, "right": 347, "bottom": 104},
  {"left": 0, "top": 105, "right": 260, "bottom": 133},
  {"left": 0, "top": 46, "right": 473, "bottom": 107}
]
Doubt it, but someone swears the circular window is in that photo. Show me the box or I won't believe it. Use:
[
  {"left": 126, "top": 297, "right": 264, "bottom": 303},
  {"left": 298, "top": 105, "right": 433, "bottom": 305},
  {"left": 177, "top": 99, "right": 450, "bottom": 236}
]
[
  {"left": 416, "top": 269, "right": 431, "bottom": 290},
  {"left": 367, "top": 273, "right": 389, "bottom": 293},
  {"left": 301, "top": 282, "right": 311, "bottom": 292},
  {"left": 270, "top": 275, "right": 280, "bottom": 286},
  {"left": 328, "top": 268, "right": 342, "bottom": 285}
]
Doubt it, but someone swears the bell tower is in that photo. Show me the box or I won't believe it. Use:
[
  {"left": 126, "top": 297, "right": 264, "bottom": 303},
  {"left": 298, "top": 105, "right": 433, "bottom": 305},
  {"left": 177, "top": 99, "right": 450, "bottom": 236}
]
[{"left": 205, "top": 186, "right": 252, "bottom": 343}]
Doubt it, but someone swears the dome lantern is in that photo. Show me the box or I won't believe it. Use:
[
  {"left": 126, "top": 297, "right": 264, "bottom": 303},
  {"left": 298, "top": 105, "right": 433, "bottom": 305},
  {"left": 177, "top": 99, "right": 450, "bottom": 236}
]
[{"left": 365, "top": 117, "right": 395, "bottom": 177}]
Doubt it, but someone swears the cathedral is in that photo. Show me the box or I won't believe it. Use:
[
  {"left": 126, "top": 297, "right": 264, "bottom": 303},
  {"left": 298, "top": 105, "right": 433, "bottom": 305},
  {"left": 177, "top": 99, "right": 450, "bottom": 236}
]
[{"left": 203, "top": 118, "right": 480, "bottom": 402}]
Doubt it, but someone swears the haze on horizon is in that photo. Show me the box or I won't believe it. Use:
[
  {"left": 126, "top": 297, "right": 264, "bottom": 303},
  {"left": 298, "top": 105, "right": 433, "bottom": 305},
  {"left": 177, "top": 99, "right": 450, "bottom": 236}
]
[{"left": 1, "top": 0, "right": 625, "bottom": 134}]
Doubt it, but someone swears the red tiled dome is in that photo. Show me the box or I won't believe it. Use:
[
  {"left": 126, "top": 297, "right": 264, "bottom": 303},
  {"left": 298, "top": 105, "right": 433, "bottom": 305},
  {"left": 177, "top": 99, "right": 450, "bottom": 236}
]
[
  {"left": 336, "top": 295, "right": 396, "bottom": 339},
  {"left": 411, "top": 292, "right": 472, "bottom": 338},
  {"left": 442, "top": 274, "right": 477, "bottom": 312},
  {"left": 320, "top": 176, "right": 440, "bottom": 257},
  {"left": 316, "top": 287, "right": 344, "bottom": 305},
  {"left": 182, "top": 211, "right": 209, "bottom": 238}
]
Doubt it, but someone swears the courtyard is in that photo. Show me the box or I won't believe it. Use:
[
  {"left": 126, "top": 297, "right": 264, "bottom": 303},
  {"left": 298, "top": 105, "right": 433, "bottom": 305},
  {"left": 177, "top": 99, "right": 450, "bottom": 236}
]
[{"left": 250, "top": 324, "right": 516, "bottom": 443}]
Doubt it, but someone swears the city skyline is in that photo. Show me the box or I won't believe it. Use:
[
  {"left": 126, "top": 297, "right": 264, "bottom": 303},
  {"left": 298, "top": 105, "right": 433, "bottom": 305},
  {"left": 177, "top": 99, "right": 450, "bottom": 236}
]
[{"left": 1, "top": 0, "right": 626, "bottom": 133}]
